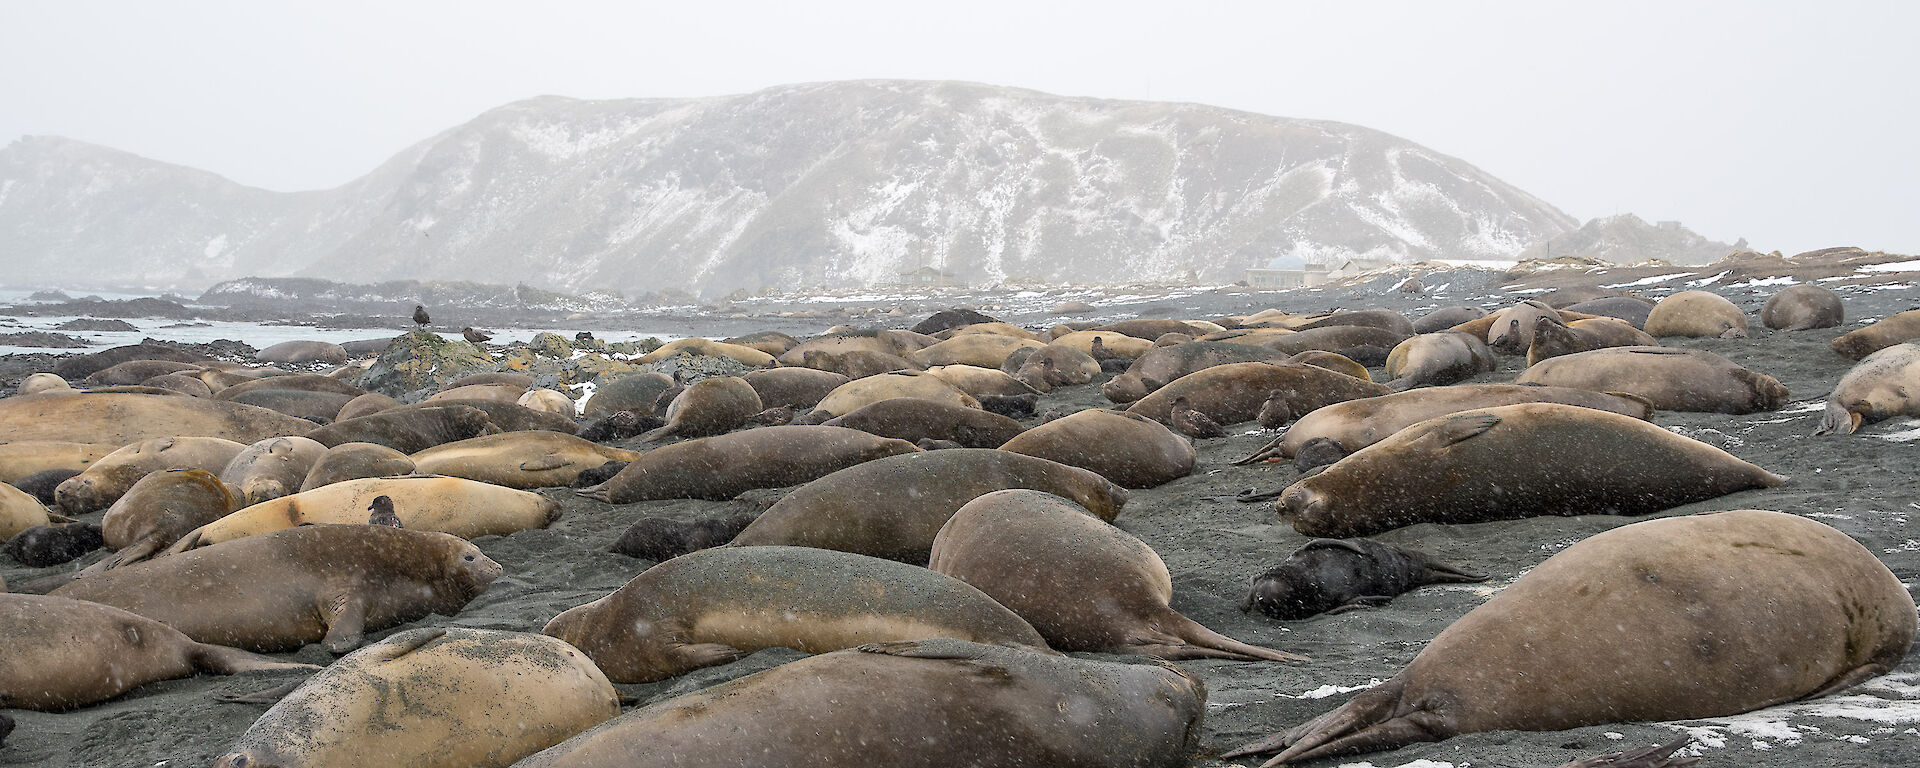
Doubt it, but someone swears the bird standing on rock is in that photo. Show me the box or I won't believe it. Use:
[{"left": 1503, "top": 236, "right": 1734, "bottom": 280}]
[
  {"left": 462, "top": 327, "right": 494, "bottom": 344},
  {"left": 1170, "top": 396, "right": 1227, "bottom": 439},
  {"left": 412, "top": 305, "right": 431, "bottom": 329}
]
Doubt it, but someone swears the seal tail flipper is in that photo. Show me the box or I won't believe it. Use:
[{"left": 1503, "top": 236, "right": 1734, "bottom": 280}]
[
  {"left": 1799, "top": 662, "right": 1896, "bottom": 701},
  {"left": 190, "top": 644, "right": 320, "bottom": 676},
  {"left": 76, "top": 535, "right": 165, "bottom": 577},
  {"left": 576, "top": 485, "right": 613, "bottom": 503},
  {"left": 1418, "top": 559, "right": 1488, "bottom": 584},
  {"left": 638, "top": 424, "right": 676, "bottom": 442},
  {"left": 1814, "top": 402, "right": 1861, "bottom": 436},
  {"left": 1153, "top": 612, "right": 1307, "bottom": 663},
  {"left": 1555, "top": 734, "right": 1698, "bottom": 768},
  {"left": 1232, "top": 434, "right": 1289, "bottom": 465},
  {"left": 216, "top": 680, "right": 304, "bottom": 705},
  {"left": 1223, "top": 679, "right": 1443, "bottom": 765}
]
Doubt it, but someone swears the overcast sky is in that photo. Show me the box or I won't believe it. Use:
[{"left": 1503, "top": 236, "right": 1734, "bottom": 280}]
[{"left": 4, "top": 1, "right": 1914, "bottom": 256}]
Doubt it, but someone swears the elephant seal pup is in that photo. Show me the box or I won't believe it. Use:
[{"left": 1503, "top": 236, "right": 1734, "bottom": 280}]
[
  {"left": 731, "top": 449, "right": 1128, "bottom": 563},
  {"left": 213, "top": 627, "right": 618, "bottom": 768},
  {"left": 1516, "top": 346, "right": 1789, "bottom": 414},
  {"left": 11, "top": 468, "right": 79, "bottom": 506},
  {"left": 1277, "top": 403, "right": 1787, "bottom": 538},
  {"left": 410, "top": 431, "right": 639, "bottom": 488},
  {"left": 1, "top": 482, "right": 52, "bottom": 541},
  {"left": 542, "top": 546, "right": 1052, "bottom": 683},
  {"left": 821, "top": 397, "right": 1026, "bottom": 448},
  {"left": 741, "top": 367, "right": 850, "bottom": 409},
  {"left": 0, "top": 392, "right": 317, "bottom": 446},
  {"left": 931, "top": 489, "right": 1303, "bottom": 662},
  {"left": 166, "top": 475, "right": 561, "bottom": 551},
  {"left": 1525, "top": 316, "right": 1659, "bottom": 365},
  {"left": 1242, "top": 538, "right": 1485, "bottom": 620},
  {"left": 304, "top": 404, "right": 499, "bottom": 453},
  {"left": 1817, "top": 342, "right": 1920, "bottom": 435},
  {"left": 580, "top": 425, "right": 921, "bottom": 503},
  {"left": 57, "top": 525, "right": 501, "bottom": 654},
  {"left": 1644, "top": 289, "right": 1748, "bottom": 338},
  {"left": 1102, "top": 341, "right": 1289, "bottom": 403},
  {"left": 582, "top": 372, "right": 675, "bottom": 418},
  {"left": 1383, "top": 331, "right": 1495, "bottom": 390},
  {"left": 1225, "top": 510, "right": 1916, "bottom": 766},
  {"left": 220, "top": 436, "right": 329, "bottom": 505},
  {"left": 6, "top": 522, "right": 106, "bottom": 567},
  {"left": 0, "top": 441, "right": 114, "bottom": 485},
  {"left": 1128, "top": 362, "right": 1393, "bottom": 426},
  {"left": 607, "top": 511, "right": 757, "bottom": 561},
  {"left": 85, "top": 468, "right": 241, "bottom": 573},
  {"left": 54, "top": 436, "right": 248, "bottom": 514},
  {"left": 516, "top": 638, "right": 1204, "bottom": 768},
  {"left": 1412, "top": 306, "right": 1488, "bottom": 333},
  {"left": 1761, "top": 284, "right": 1845, "bottom": 330},
  {"left": 1831, "top": 308, "right": 1920, "bottom": 360},
  {"left": 1000, "top": 409, "right": 1196, "bottom": 488},
  {"left": 641, "top": 375, "right": 762, "bottom": 442},
  {"left": 812, "top": 372, "right": 979, "bottom": 417},
  {"left": 299, "top": 442, "right": 416, "bottom": 491},
  {"left": 0, "top": 593, "right": 316, "bottom": 711}
]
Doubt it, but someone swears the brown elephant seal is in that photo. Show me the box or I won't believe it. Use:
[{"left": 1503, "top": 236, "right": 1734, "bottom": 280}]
[
  {"left": 722, "top": 329, "right": 799, "bottom": 355},
  {"left": 741, "top": 367, "right": 849, "bottom": 409},
  {"left": 1225, "top": 510, "right": 1916, "bottom": 766},
  {"left": 1012, "top": 344, "right": 1100, "bottom": 391},
  {"left": 1291, "top": 308, "right": 1414, "bottom": 336},
  {"left": 1094, "top": 318, "right": 1216, "bottom": 339},
  {"left": 634, "top": 337, "right": 776, "bottom": 367},
  {"left": 940, "top": 321, "right": 1044, "bottom": 341},
  {"left": 999, "top": 409, "right": 1195, "bottom": 488},
  {"left": 304, "top": 404, "right": 499, "bottom": 453},
  {"left": 255, "top": 340, "right": 348, "bottom": 365},
  {"left": 1128, "top": 362, "right": 1393, "bottom": 426},
  {"left": 214, "top": 373, "right": 366, "bottom": 401},
  {"left": 581, "top": 371, "right": 675, "bottom": 417},
  {"left": 138, "top": 372, "right": 214, "bottom": 397},
  {"left": 167, "top": 475, "right": 561, "bottom": 551},
  {"left": 1760, "top": 284, "right": 1845, "bottom": 330},
  {"left": 1284, "top": 349, "right": 1370, "bottom": 380},
  {"left": 1049, "top": 329, "right": 1153, "bottom": 358},
  {"left": 56, "top": 524, "right": 501, "bottom": 654},
  {"left": 924, "top": 364, "right": 1042, "bottom": 398},
  {"left": 1817, "top": 342, "right": 1920, "bottom": 435},
  {"left": 5, "top": 521, "right": 105, "bottom": 567},
  {"left": 424, "top": 383, "right": 526, "bottom": 404},
  {"left": 17, "top": 372, "right": 71, "bottom": 396},
  {"left": 1412, "top": 306, "right": 1489, "bottom": 333},
  {"left": 86, "top": 468, "right": 240, "bottom": 573},
  {"left": 333, "top": 392, "right": 403, "bottom": 422},
  {"left": 446, "top": 371, "right": 535, "bottom": 389},
  {"left": 1644, "top": 289, "right": 1748, "bottom": 338},
  {"left": 542, "top": 546, "right": 1052, "bottom": 683},
  {"left": 1525, "top": 316, "right": 1659, "bottom": 365},
  {"left": 1562, "top": 296, "right": 1657, "bottom": 328},
  {"left": 516, "top": 387, "right": 575, "bottom": 415},
  {"left": 411, "top": 431, "right": 639, "bottom": 488},
  {"left": 1277, "top": 403, "right": 1787, "bottom": 537},
  {"left": 1101, "top": 341, "right": 1289, "bottom": 403},
  {"left": 0, "top": 441, "right": 114, "bottom": 485},
  {"left": 213, "top": 627, "right": 619, "bottom": 768},
  {"left": 1, "top": 481, "right": 51, "bottom": 541},
  {"left": 0, "top": 392, "right": 317, "bottom": 445},
  {"left": 1383, "top": 331, "right": 1496, "bottom": 390},
  {"left": 731, "top": 449, "right": 1127, "bottom": 563},
  {"left": 906, "top": 333, "right": 1044, "bottom": 368},
  {"left": 54, "top": 436, "right": 247, "bottom": 514},
  {"left": 83, "top": 359, "right": 204, "bottom": 386},
  {"left": 1241, "top": 538, "right": 1484, "bottom": 620},
  {"left": 821, "top": 397, "right": 1026, "bottom": 448},
  {"left": 219, "top": 436, "right": 329, "bottom": 505},
  {"left": 607, "top": 511, "right": 756, "bottom": 561},
  {"left": 931, "top": 489, "right": 1303, "bottom": 662},
  {"left": 52, "top": 341, "right": 203, "bottom": 380},
  {"left": 1517, "top": 346, "right": 1789, "bottom": 413},
  {"left": 1831, "top": 308, "right": 1920, "bottom": 359},
  {"left": 1265, "top": 324, "right": 1410, "bottom": 360},
  {"left": 797, "top": 347, "right": 922, "bottom": 378},
  {"left": 812, "top": 372, "right": 979, "bottom": 417},
  {"left": 516, "top": 637, "right": 1204, "bottom": 768},
  {"left": 579, "top": 425, "right": 921, "bottom": 503},
  {"left": 639, "top": 375, "right": 761, "bottom": 441},
  {"left": 299, "top": 442, "right": 416, "bottom": 491},
  {"left": 418, "top": 398, "right": 576, "bottom": 434},
  {"left": 0, "top": 593, "right": 315, "bottom": 711}
]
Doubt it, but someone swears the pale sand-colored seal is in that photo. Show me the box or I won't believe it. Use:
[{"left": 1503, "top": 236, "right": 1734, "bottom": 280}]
[
  {"left": 515, "top": 638, "right": 1205, "bottom": 768},
  {"left": 741, "top": 367, "right": 850, "bottom": 409},
  {"left": 542, "top": 545, "right": 1052, "bottom": 682},
  {"left": 722, "top": 330, "right": 799, "bottom": 355},
  {"left": 1524, "top": 316, "right": 1659, "bottom": 365},
  {"left": 333, "top": 392, "right": 403, "bottom": 422},
  {"left": 931, "top": 489, "right": 1303, "bottom": 662},
  {"left": 56, "top": 525, "right": 501, "bottom": 654},
  {"left": 1225, "top": 510, "right": 1915, "bottom": 766},
  {"left": 1012, "top": 344, "right": 1100, "bottom": 391},
  {"left": 1453, "top": 300, "right": 1562, "bottom": 355},
  {"left": 820, "top": 397, "right": 1026, "bottom": 448},
  {"left": 1760, "top": 284, "right": 1845, "bottom": 330},
  {"left": 999, "top": 409, "right": 1195, "bottom": 488},
  {"left": 939, "top": 321, "right": 1045, "bottom": 341},
  {"left": 797, "top": 347, "right": 922, "bottom": 378},
  {"left": 812, "top": 372, "right": 980, "bottom": 417},
  {"left": 1831, "top": 308, "right": 1920, "bottom": 360},
  {"left": 213, "top": 373, "right": 366, "bottom": 401},
  {"left": 1516, "top": 346, "right": 1789, "bottom": 413},
  {"left": 1128, "top": 362, "right": 1393, "bottom": 426},
  {"left": 730, "top": 448, "right": 1127, "bottom": 563},
  {"left": 923, "top": 364, "right": 1041, "bottom": 398},
  {"left": 1643, "top": 289, "right": 1748, "bottom": 338},
  {"left": 299, "top": 442, "right": 416, "bottom": 491},
  {"left": 1817, "top": 342, "right": 1920, "bottom": 435},
  {"left": 1285, "top": 350, "right": 1371, "bottom": 381},
  {"left": 87, "top": 468, "right": 239, "bottom": 573},
  {"left": 906, "top": 333, "right": 1045, "bottom": 368},
  {"left": 0, "top": 392, "right": 317, "bottom": 445},
  {"left": 579, "top": 425, "right": 921, "bottom": 503},
  {"left": 1, "top": 482, "right": 51, "bottom": 541},
  {"left": 18, "top": 373, "right": 72, "bottom": 396},
  {"left": 219, "top": 436, "right": 329, "bottom": 505},
  {"left": 1048, "top": 329, "right": 1154, "bottom": 358},
  {"left": 54, "top": 436, "right": 247, "bottom": 514},
  {"left": 0, "top": 441, "right": 114, "bottom": 486},
  {"left": 424, "top": 383, "right": 526, "bottom": 404},
  {"left": 83, "top": 359, "right": 204, "bottom": 386},
  {"left": 411, "top": 432, "right": 638, "bottom": 488},
  {"left": 0, "top": 593, "right": 315, "bottom": 711},
  {"left": 1411, "top": 306, "right": 1489, "bottom": 333},
  {"left": 1093, "top": 318, "right": 1217, "bottom": 339},
  {"left": 1289, "top": 308, "right": 1414, "bottom": 336},
  {"left": 640, "top": 375, "right": 762, "bottom": 441},
  {"left": 1103, "top": 341, "right": 1292, "bottom": 403},
  {"left": 516, "top": 387, "right": 574, "bottom": 415},
  {"left": 213, "top": 627, "right": 619, "bottom": 768},
  {"left": 1383, "top": 331, "right": 1496, "bottom": 390},
  {"left": 776, "top": 331, "right": 928, "bottom": 366},
  {"left": 256, "top": 340, "right": 349, "bottom": 365},
  {"left": 1277, "top": 403, "right": 1787, "bottom": 537},
  {"left": 140, "top": 372, "right": 215, "bottom": 397},
  {"left": 164, "top": 475, "right": 561, "bottom": 551},
  {"left": 303, "top": 404, "right": 500, "bottom": 453},
  {"left": 634, "top": 337, "right": 776, "bottom": 367}
]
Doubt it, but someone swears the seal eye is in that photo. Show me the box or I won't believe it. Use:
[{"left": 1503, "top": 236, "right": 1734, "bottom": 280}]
[{"left": 465, "top": 554, "right": 476, "bottom": 562}]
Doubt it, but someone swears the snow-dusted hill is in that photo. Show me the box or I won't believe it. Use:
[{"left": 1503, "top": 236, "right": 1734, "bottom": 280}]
[{"left": 2, "top": 80, "right": 1578, "bottom": 295}]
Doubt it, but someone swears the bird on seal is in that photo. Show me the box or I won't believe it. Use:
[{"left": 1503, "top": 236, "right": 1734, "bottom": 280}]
[
  {"left": 1169, "top": 396, "right": 1228, "bottom": 438},
  {"left": 413, "top": 305, "right": 431, "bottom": 328},
  {"left": 367, "top": 496, "right": 402, "bottom": 528},
  {"left": 461, "top": 327, "right": 493, "bottom": 344}
]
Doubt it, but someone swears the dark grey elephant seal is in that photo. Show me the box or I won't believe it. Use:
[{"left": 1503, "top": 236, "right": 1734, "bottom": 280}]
[
  {"left": 582, "top": 372, "right": 675, "bottom": 418},
  {"left": 83, "top": 359, "right": 203, "bottom": 386},
  {"left": 515, "top": 638, "right": 1205, "bottom": 768},
  {"left": 930, "top": 489, "right": 1303, "bottom": 662},
  {"left": 1224, "top": 510, "right": 1915, "bottom": 766},
  {"left": 581, "top": 425, "right": 920, "bottom": 503},
  {"left": 1411, "top": 306, "right": 1488, "bottom": 333},
  {"left": 607, "top": 511, "right": 756, "bottom": 561},
  {"left": 5, "top": 522, "right": 105, "bottom": 567},
  {"left": 542, "top": 545, "right": 1051, "bottom": 682},
  {"left": 1562, "top": 296, "right": 1656, "bottom": 329},
  {"left": 1242, "top": 538, "right": 1484, "bottom": 620},
  {"left": 1516, "top": 346, "right": 1788, "bottom": 414},
  {"left": 821, "top": 397, "right": 1026, "bottom": 448},
  {"left": 299, "top": 442, "right": 416, "bottom": 491},
  {"left": 304, "top": 404, "right": 499, "bottom": 453},
  {"left": 1760, "top": 284, "right": 1845, "bottom": 330},
  {"left": 742, "top": 366, "right": 850, "bottom": 409}
]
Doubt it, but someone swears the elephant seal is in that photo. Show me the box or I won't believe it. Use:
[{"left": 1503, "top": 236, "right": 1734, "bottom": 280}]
[
  {"left": 334, "top": 392, "right": 403, "bottom": 422},
  {"left": 723, "top": 329, "right": 799, "bottom": 355},
  {"left": 1817, "top": 342, "right": 1920, "bottom": 435},
  {"left": 411, "top": 431, "right": 638, "bottom": 488},
  {"left": 0, "top": 441, "right": 114, "bottom": 485},
  {"left": 214, "top": 373, "right": 366, "bottom": 401},
  {"left": 1241, "top": 538, "right": 1485, "bottom": 620},
  {"left": 300, "top": 442, "right": 416, "bottom": 491},
  {"left": 1094, "top": 318, "right": 1216, "bottom": 339},
  {"left": 1000, "top": 409, "right": 1195, "bottom": 488},
  {"left": 731, "top": 449, "right": 1127, "bottom": 563},
  {"left": 924, "top": 364, "right": 1042, "bottom": 398},
  {"left": 821, "top": 397, "right": 1026, "bottom": 448},
  {"left": 256, "top": 340, "right": 348, "bottom": 365},
  {"left": 575, "top": 411, "right": 660, "bottom": 443},
  {"left": 516, "top": 387, "right": 575, "bottom": 415},
  {"left": 1760, "top": 284, "right": 1845, "bottom": 330},
  {"left": 446, "top": 372, "right": 535, "bottom": 389},
  {"left": 165, "top": 475, "right": 562, "bottom": 551},
  {"left": 940, "top": 321, "right": 1044, "bottom": 341},
  {"left": 10, "top": 468, "right": 79, "bottom": 505},
  {"left": 515, "top": 638, "right": 1204, "bottom": 768},
  {"left": 415, "top": 399, "right": 576, "bottom": 434},
  {"left": 220, "top": 436, "right": 329, "bottom": 505},
  {"left": 579, "top": 426, "right": 921, "bottom": 503},
  {"left": 812, "top": 372, "right": 979, "bottom": 417},
  {"left": 1562, "top": 296, "right": 1657, "bottom": 329},
  {"left": 634, "top": 337, "right": 776, "bottom": 367},
  {"left": 1831, "top": 308, "right": 1920, "bottom": 360},
  {"left": 1265, "top": 325, "right": 1410, "bottom": 360},
  {"left": 56, "top": 524, "right": 501, "bottom": 654},
  {"left": 1050, "top": 329, "right": 1154, "bottom": 359},
  {"left": 87, "top": 468, "right": 240, "bottom": 573},
  {"left": 1285, "top": 349, "right": 1370, "bottom": 381},
  {"left": 906, "top": 333, "right": 1044, "bottom": 368},
  {"left": 139, "top": 372, "right": 214, "bottom": 397},
  {"left": 1460, "top": 300, "right": 1563, "bottom": 355},
  {"left": 1225, "top": 510, "right": 1916, "bottom": 765},
  {"left": 213, "top": 627, "right": 619, "bottom": 768},
  {"left": 1517, "top": 346, "right": 1789, "bottom": 413},
  {"left": 0, "top": 392, "right": 317, "bottom": 445},
  {"left": 5, "top": 522, "right": 105, "bottom": 567},
  {"left": 304, "top": 404, "right": 499, "bottom": 453},
  {"left": 642, "top": 376, "right": 762, "bottom": 441},
  {"left": 582, "top": 372, "right": 675, "bottom": 418},
  {"left": 741, "top": 367, "right": 850, "bottom": 409},
  {"left": 1277, "top": 403, "right": 1787, "bottom": 537},
  {"left": 424, "top": 383, "right": 526, "bottom": 404},
  {"left": 1290, "top": 308, "right": 1414, "bottom": 336},
  {"left": 83, "top": 359, "right": 204, "bottom": 386},
  {"left": 931, "top": 489, "right": 1303, "bottom": 662},
  {"left": 1644, "top": 290, "right": 1748, "bottom": 338},
  {"left": 798, "top": 347, "right": 922, "bottom": 378},
  {"left": 1, "top": 482, "right": 52, "bottom": 541},
  {"left": 607, "top": 511, "right": 757, "bottom": 561},
  {"left": 1412, "top": 306, "right": 1489, "bottom": 333},
  {"left": 1101, "top": 341, "right": 1289, "bottom": 403},
  {"left": 1384, "top": 331, "right": 1496, "bottom": 390},
  {"left": 1128, "top": 362, "right": 1393, "bottom": 426},
  {"left": 54, "top": 436, "right": 247, "bottom": 514},
  {"left": 911, "top": 308, "right": 1002, "bottom": 334},
  {"left": 1011, "top": 344, "right": 1100, "bottom": 391},
  {"left": 542, "top": 545, "right": 1052, "bottom": 683},
  {"left": 52, "top": 341, "right": 203, "bottom": 380},
  {"left": 18, "top": 372, "right": 71, "bottom": 396},
  {"left": 1525, "top": 316, "right": 1659, "bottom": 365},
  {"left": 0, "top": 593, "right": 315, "bottom": 711}
]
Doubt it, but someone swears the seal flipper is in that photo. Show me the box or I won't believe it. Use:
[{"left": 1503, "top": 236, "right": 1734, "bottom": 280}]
[
  {"left": 1556, "top": 734, "right": 1698, "bottom": 768},
  {"left": 217, "top": 680, "right": 305, "bottom": 705},
  {"left": 1223, "top": 677, "right": 1448, "bottom": 766},
  {"left": 1420, "top": 412, "right": 1501, "bottom": 447},
  {"left": 670, "top": 642, "right": 748, "bottom": 670},
  {"left": 1322, "top": 595, "right": 1394, "bottom": 614},
  {"left": 855, "top": 639, "right": 990, "bottom": 661},
  {"left": 1417, "top": 558, "right": 1488, "bottom": 584},
  {"left": 78, "top": 535, "right": 166, "bottom": 576},
  {"left": 520, "top": 454, "right": 574, "bottom": 472},
  {"left": 1232, "top": 433, "right": 1289, "bottom": 465},
  {"left": 189, "top": 643, "right": 320, "bottom": 676},
  {"left": 320, "top": 591, "right": 368, "bottom": 655},
  {"left": 1136, "top": 612, "right": 1307, "bottom": 663},
  {"left": 1799, "top": 662, "right": 1896, "bottom": 701},
  {"left": 576, "top": 485, "right": 614, "bottom": 503}
]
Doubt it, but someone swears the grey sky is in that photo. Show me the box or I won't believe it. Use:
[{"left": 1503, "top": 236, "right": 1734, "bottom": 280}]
[{"left": 3, "top": 1, "right": 1914, "bottom": 257}]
